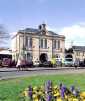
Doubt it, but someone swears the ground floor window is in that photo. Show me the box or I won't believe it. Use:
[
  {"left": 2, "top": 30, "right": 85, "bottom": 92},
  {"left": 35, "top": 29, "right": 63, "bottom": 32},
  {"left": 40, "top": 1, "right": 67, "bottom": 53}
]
[{"left": 27, "top": 53, "right": 32, "bottom": 60}]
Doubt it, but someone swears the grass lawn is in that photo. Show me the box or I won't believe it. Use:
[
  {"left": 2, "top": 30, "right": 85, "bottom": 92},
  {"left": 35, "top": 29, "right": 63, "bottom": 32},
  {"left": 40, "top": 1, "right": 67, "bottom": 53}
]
[{"left": 0, "top": 73, "right": 85, "bottom": 101}]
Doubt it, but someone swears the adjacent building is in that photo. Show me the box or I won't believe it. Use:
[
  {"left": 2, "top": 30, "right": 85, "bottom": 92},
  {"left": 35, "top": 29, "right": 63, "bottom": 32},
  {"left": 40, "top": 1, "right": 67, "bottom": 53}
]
[
  {"left": 0, "top": 48, "right": 12, "bottom": 59},
  {"left": 72, "top": 46, "right": 85, "bottom": 61},
  {"left": 11, "top": 23, "right": 65, "bottom": 63}
]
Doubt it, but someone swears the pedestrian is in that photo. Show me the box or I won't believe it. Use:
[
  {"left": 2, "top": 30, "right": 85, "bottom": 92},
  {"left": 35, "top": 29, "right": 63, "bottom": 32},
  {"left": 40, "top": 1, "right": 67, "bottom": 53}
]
[
  {"left": 51, "top": 58, "right": 56, "bottom": 67},
  {"left": 16, "top": 58, "right": 21, "bottom": 71}
]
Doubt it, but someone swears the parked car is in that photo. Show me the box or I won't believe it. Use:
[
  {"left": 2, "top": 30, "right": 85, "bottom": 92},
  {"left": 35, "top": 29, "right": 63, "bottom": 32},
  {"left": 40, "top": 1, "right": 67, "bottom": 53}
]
[
  {"left": 9, "top": 60, "right": 17, "bottom": 67},
  {"left": 2, "top": 58, "right": 11, "bottom": 67},
  {"left": 79, "top": 60, "right": 85, "bottom": 67},
  {"left": 33, "top": 60, "right": 40, "bottom": 67},
  {"left": 16, "top": 58, "right": 33, "bottom": 70},
  {"left": 26, "top": 60, "right": 33, "bottom": 67},
  {"left": 64, "top": 58, "right": 74, "bottom": 67},
  {"left": 39, "top": 61, "right": 52, "bottom": 67}
]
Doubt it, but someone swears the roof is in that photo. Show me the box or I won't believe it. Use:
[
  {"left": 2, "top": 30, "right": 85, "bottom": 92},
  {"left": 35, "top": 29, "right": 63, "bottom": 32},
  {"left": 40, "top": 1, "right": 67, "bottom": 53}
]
[
  {"left": 48, "top": 31, "right": 58, "bottom": 36},
  {"left": 18, "top": 28, "right": 65, "bottom": 38},
  {"left": 19, "top": 28, "right": 39, "bottom": 33},
  {"left": 72, "top": 46, "right": 85, "bottom": 51},
  {"left": 0, "top": 50, "right": 12, "bottom": 55}
]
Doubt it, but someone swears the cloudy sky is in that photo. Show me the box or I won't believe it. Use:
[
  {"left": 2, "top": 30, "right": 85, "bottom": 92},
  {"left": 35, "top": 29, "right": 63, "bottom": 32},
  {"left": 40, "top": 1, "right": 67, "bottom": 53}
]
[{"left": 0, "top": 0, "right": 85, "bottom": 48}]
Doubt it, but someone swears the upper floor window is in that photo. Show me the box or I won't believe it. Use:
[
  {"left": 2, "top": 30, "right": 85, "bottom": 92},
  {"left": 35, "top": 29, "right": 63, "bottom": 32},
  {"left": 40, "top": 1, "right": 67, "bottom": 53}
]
[
  {"left": 40, "top": 39, "right": 43, "bottom": 48},
  {"left": 40, "top": 38, "right": 47, "bottom": 49},
  {"left": 45, "top": 39, "right": 47, "bottom": 48},
  {"left": 25, "top": 37, "right": 32, "bottom": 48},
  {"left": 76, "top": 51, "right": 80, "bottom": 56},
  {"left": 29, "top": 37, "right": 32, "bottom": 48},
  {"left": 25, "top": 36, "right": 28, "bottom": 47},
  {"left": 53, "top": 40, "right": 56, "bottom": 49},
  {"left": 53, "top": 40, "right": 60, "bottom": 49},
  {"left": 76, "top": 52, "right": 78, "bottom": 56},
  {"left": 83, "top": 52, "right": 84, "bottom": 56},
  {"left": 20, "top": 36, "right": 24, "bottom": 50},
  {"left": 58, "top": 40, "right": 60, "bottom": 49}
]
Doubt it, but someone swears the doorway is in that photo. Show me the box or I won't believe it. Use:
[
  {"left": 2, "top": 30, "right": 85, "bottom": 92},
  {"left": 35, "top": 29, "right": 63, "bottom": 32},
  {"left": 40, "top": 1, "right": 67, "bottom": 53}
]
[{"left": 40, "top": 53, "right": 48, "bottom": 63}]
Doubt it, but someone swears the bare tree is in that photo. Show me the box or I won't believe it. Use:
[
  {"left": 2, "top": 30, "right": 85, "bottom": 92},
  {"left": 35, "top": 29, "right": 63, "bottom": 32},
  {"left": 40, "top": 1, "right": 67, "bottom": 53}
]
[{"left": 0, "top": 24, "right": 10, "bottom": 48}]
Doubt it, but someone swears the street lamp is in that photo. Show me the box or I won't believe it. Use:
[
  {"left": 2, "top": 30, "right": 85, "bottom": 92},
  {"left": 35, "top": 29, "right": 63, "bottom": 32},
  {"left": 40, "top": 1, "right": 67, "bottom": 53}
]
[{"left": 23, "top": 28, "right": 26, "bottom": 60}]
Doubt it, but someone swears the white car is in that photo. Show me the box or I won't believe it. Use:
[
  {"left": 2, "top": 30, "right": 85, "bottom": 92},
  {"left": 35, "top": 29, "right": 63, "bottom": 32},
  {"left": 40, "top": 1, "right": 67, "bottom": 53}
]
[
  {"left": 33, "top": 61, "right": 40, "bottom": 67},
  {"left": 64, "top": 58, "right": 74, "bottom": 67}
]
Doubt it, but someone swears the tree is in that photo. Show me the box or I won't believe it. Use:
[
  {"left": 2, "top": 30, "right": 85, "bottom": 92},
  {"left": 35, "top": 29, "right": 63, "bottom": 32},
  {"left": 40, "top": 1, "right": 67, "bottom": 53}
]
[
  {"left": 0, "top": 24, "right": 10, "bottom": 48},
  {"left": 65, "top": 48, "right": 73, "bottom": 53}
]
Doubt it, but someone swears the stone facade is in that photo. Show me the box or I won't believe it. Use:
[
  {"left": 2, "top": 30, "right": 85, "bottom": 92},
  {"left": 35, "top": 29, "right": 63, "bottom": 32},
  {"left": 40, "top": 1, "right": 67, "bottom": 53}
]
[
  {"left": 11, "top": 24, "right": 65, "bottom": 63},
  {"left": 72, "top": 46, "right": 85, "bottom": 61}
]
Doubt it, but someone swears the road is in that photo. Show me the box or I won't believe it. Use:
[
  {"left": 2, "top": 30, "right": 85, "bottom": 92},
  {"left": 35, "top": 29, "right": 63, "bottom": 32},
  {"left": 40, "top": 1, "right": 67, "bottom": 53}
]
[{"left": 0, "top": 67, "right": 85, "bottom": 80}]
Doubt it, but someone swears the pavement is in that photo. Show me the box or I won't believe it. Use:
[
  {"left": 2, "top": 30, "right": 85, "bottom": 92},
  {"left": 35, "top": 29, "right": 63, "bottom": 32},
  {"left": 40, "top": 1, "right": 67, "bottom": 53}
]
[
  {"left": 0, "top": 66, "right": 74, "bottom": 72},
  {"left": 0, "top": 67, "right": 85, "bottom": 80}
]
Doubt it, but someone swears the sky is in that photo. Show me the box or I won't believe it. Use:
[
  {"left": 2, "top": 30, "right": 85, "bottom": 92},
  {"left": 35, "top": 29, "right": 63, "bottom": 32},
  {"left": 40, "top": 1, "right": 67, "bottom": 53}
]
[{"left": 0, "top": 0, "right": 85, "bottom": 48}]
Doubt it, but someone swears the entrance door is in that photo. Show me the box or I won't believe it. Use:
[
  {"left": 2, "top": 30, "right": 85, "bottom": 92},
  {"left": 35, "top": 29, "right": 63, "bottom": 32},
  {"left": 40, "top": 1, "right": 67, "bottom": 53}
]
[{"left": 40, "top": 53, "right": 48, "bottom": 63}]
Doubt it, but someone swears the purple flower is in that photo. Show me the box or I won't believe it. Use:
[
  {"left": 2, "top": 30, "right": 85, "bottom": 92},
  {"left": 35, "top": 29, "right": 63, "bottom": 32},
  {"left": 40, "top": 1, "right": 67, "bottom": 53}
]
[
  {"left": 45, "top": 80, "right": 52, "bottom": 92},
  {"left": 70, "top": 85, "right": 75, "bottom": 92},
  {"left": 61, "top": 87, "right": 65, "bottom": 99},
  {"left": 46, "top": 94, "right": 52, "bottom": 101},
  {"left": 28, "top": 85, "right": 33, "bottom": 100}
]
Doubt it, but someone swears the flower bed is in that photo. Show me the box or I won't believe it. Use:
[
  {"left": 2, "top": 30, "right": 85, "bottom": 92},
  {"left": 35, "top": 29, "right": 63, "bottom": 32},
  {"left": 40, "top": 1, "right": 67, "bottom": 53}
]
[{"left": 22, "top": 80, "right": 85, "bottom": 101}]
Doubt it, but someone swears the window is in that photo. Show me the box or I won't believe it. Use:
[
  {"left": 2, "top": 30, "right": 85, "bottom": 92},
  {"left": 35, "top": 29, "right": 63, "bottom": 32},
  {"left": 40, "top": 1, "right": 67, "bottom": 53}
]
[
  {"left": 53, "top": 40, "right": 56, "bottom": 49},
  {"left": 25, "top": 36, "right": 28, "bottom": 47},
  {"left": 29, "top": 37, "right": 32, "bottom": 48},
  {"left": 26, "top": 37, "right": 32, "bottom": 48},
  {"left": 27, "top": 53, "right": 32, "bottom": 60},
  {"left": 20, "top": 36, "right": 24, "bottom": 50},
  {"left": 83, "top": 52, "right": 84, "bottom": 56},
  {"left": 20, "top": 36, "right": 32, "bottom": 50},
  {"left": 76, "top": 52, "right": 78, "bottom": 56},
  {"left": 40, "top": 39, "right": 43, "bottom": 48},
  {"left": 56, "top": 41, "right": 58, "bottom": 49},
  {"left": 53, "top": 40, "right": 60, "bottom": 49},
  {"left": 58, "top": 40, "right": 60, "bottom": 49},
  {"left": 76, "top": 51, "right": 80, "bottom": 56},
  {"left": 40, "top": 38, "right": 47, "bottom": 49},
  {"left": 44, "top": 39, "right": 47, "bottom": 48}
]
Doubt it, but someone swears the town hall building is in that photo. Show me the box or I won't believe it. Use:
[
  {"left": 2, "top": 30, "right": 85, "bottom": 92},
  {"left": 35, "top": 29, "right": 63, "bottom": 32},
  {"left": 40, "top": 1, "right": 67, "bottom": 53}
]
[{"left": 11, "top": 23, "right": 65, "bottom": 63}]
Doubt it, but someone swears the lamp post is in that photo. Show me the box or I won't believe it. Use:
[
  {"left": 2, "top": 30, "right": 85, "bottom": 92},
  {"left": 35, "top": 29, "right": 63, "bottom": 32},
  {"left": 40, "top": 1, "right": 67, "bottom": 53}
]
[
  {"left": 52, "top": 37, "right": 53, "bottom": 58},
  {"left": 23, "top": 29, "right": 26, "bottom": 60}
]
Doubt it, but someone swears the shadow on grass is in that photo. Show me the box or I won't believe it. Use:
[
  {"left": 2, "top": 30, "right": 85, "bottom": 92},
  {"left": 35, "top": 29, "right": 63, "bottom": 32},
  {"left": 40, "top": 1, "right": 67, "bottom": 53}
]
[{"left": 0, "top": 96, "right": 7, "bottom": 101}]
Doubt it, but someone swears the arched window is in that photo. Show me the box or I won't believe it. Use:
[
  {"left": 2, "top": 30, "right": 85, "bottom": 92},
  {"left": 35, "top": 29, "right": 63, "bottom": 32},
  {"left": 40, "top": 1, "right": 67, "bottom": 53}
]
[{"left": 27, "top": 53, "right": 32, "bottom": 60}]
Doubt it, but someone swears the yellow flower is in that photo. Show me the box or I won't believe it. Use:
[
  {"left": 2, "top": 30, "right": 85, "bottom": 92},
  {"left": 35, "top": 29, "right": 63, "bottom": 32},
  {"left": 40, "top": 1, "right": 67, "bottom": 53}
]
[
  {"left": 80, "top": 92, "right": 85, "bottom": 98},
  {"left": 72, "top": 98, "right": 79, "bottom": 101},
  {"left": 33, "top": 94, "right": 39, "bottom": 101},
  {"left": 57, "top": 98, "right": 62, "bottom": 101},
  {"left": 23, "top": 90, "right": 28, "bottom": 97},
  {"left": 53, "top": 85, "right": 58, "bottom": 89},
  {"left": 33, "top": 86, "right": 37, "bottom": 91}
]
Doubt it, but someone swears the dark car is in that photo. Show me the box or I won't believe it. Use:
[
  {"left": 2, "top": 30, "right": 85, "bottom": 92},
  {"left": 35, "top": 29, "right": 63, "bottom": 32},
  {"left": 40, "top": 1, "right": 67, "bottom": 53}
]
[
  {"left": 26, "top": 60, "right": 33, "bottom": 67},
  {"left": 9, "top": 60, "right": 17, "bottom": 67},
  {"left": 79, "top": 60, "right": 85, "bottom": 67},
  {"left": 39, "top": 61, "right": 52, "bottom": 67},
  {"left": 2, "top": 58, "right": 11, "bottom": 67},
  {"left": 16, "top": 58, "right": 33, "bottom": 70}
]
